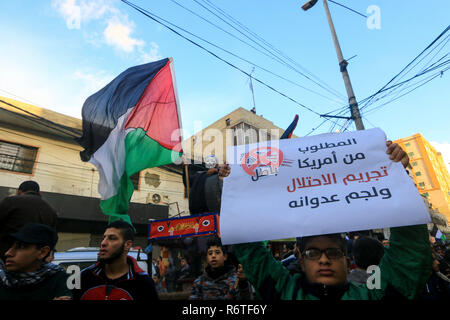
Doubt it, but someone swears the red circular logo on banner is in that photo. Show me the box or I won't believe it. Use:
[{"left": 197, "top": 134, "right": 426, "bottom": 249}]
[{"left": 241, "top": 147, "right": 284, "bottom": 177}]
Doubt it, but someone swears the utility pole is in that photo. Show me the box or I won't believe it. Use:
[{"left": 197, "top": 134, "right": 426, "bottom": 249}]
[{"left": 303, "top": 0, "right": 365, "bottom": 130}]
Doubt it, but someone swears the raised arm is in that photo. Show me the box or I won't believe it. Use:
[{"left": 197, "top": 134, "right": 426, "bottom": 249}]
[
  {"left": 234, "top": 242, "right": 295, "bottom": 300},
  {"left": 375, "top": 224, "right": 432, "bottom": 299}
]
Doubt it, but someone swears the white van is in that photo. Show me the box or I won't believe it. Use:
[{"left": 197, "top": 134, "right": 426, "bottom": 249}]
[{"left": 52, "top": 247, "right": 151, "bottom": 274}]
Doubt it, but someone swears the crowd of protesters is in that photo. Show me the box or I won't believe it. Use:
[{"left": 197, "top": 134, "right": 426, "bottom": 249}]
[{"left": 1, "top": 141, "right": 450, "bottom": 300}]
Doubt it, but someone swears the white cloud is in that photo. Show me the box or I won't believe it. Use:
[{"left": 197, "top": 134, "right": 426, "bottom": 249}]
[
  {"left": 430, "top": 141, "right": 450, "bottom": 173},
  {"left": 104, "top": 17, "right": 144, "bottom": 53},
  {"left": 73, "top": 69, "right": 114, "bottom": 94},
  {"left": 52, "top": 0, "right": 114, "bottom": 30},
  {"left": 139, "top": 42, "right": 163, "bottom": 63},
  {"left": 53, "top": 0, "right": 158, "bottom": 58}
]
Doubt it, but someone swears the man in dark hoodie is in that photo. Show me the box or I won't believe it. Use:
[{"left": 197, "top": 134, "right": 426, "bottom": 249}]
[
  {"left": 189, "top": 237, "right": 252, "bottom": 300},
  {"left": 0, "top": 181, "right": 58, "bottom": 260}
]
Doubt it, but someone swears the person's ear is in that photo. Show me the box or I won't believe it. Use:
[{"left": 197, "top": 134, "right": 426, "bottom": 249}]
[
  {"left": 38, "top": 246, "right": 51, "bottom": 260},
  {"left": 299, "top": 255, "right": 305, "bottom": 272},
  {"left": 294, "top": 247, "right": 300, "bottom": 258},
  {"left": 124, "top": 240, "right": 133, "bottom": 252},
  {"left": 223, "top": 253, "right": 228, "bottom": 261}
]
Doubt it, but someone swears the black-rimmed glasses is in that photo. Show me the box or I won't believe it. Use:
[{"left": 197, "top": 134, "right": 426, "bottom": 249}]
[{"left": 302, "top": 248, "right": 345, "bottom": 260}]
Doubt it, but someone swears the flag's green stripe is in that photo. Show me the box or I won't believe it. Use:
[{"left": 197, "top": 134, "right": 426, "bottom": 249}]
[{"left": 100, "top": 128, "right": 182, "bottom": 220}]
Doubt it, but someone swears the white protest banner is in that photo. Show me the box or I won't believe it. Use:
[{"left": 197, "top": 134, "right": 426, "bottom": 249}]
[{"left": 219, "top": 128, "right": 431, "bottom": 245}]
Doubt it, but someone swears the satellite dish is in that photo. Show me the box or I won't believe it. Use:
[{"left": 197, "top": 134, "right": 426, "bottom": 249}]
[{"left": 152, "top": 193, "right": 161, "bottom": 204}]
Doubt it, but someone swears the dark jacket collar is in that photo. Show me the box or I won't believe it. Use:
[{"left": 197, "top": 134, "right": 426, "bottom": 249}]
[
  {"left": 301, "top": 277, "right": 350, "bottom": 300},
  {"left": 91, "top": 256, "right": 145, "bottom": 281},
  {"left": 205, "top": 264, "right": 235, "bottom": 280}
]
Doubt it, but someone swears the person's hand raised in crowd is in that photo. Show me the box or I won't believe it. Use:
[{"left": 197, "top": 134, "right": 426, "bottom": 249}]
[
  {"left": 386, "top": 140, "right": 409, "bottom": 168},
  {"left": 236, "top": 264, "right": 247, "bottom": 281},
  {"left": 218, "top": 163, "right": 231, "bottom": 180},
  {"left": 207, "top": 167, "right": 218, "bottom": 176}
]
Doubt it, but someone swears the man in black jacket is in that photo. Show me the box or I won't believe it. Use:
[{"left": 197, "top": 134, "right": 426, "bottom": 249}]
[
  {"left": 0, "top": 181, "right": 58, "bottom": 260},
  {"left": 73, "top": 221, "right": 158, "bottom": 300}
]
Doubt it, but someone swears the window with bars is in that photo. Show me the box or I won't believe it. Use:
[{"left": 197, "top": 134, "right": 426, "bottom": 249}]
[
  {"left": 231, "top": 122, "right": 270, "bottom": 146},
  {"left": 0, "top": 140, "right": 38, "bottom": 174}
]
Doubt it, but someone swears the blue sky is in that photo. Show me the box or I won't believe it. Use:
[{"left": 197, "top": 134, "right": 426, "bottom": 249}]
[{"left": 1, "top": 0, "right": 449, "bottom": 167}]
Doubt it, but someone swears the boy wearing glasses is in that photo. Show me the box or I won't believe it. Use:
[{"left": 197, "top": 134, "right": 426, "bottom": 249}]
[{"left": 233, "top": 142, "right": 432, "bottom": 300}]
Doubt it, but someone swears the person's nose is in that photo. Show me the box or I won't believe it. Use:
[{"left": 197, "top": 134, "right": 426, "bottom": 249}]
[
  {"left": 5, "top": 246, "right": 15, "bottom": 258},
  {"left": 101, "top": 238, "right": 108, "bottom": 247},
  {"left": 318, "top": 251, "right": 331, "bottom": 264}
]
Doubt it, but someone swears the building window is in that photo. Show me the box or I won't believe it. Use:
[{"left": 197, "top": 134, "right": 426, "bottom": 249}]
[
  {"left": 418, "top": 182, "right": 425, "bottom": 188},
  {"left": 415, "top": 171, "right": 422, "bottom": 176},
  {"left": 232, "top": 122, "right": 259, "bottom": 146},
  {"left": 130, "top": 172, "right": 140, "bottom": 190},
  {"left": 408, "top": 152, "right": 414, "bottom": 156},
  {"left": 422, "top": 192, "right": 429, "bottom": 197},
  {"left": 405, "top": 142, "right": 411, "bottom": 147},
  {"left": 412, "top": 161, "right": 418, "bottom": 166},
  {"left": 0, "top": 140, "right": 38, "bottom": 174}
]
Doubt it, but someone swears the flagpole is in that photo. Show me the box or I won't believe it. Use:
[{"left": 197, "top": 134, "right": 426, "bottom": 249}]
[{"left": 169, "top": 57, "right": 191, "bottom": 205}]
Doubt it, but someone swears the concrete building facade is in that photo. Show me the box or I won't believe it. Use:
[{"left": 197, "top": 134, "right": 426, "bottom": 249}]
[
  {"left": 184, "top": 107, "right": 297, "bottom": 164},
  {"left": 394, "top": 133, "right": 450, "bottom": 223}
]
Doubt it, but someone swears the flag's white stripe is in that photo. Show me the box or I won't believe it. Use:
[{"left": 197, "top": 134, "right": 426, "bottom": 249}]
[{"left": 90, "top": 108, "right": 133, "bottom": 200}]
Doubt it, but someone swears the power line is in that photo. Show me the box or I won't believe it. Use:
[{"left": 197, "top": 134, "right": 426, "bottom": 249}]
[
  {"left": 360, "top": 60, "right": 450, "bottom": 114},
  {"left": 328, "top": 0, "right": 367, "bottom": 18},
  {"left": 0, "top": 128, "right": 82, "bottom": 152},
  {"left": 0, "top": 128, "right": 186, "bottom": 182},
  {"left": 0, "top": 99, "right": 81, "bottom": 138},
  {"left": 362, "top": 67, "right": 449, "bottom": 116},
  {"left": 359, "top": 24, "right": 450, "bottom": 111},
  {"left": 166, "top": 0, "right": 344, "bottom": 103},
  {"left": 0, "top": 89, "right": 44, "bottom": 107},
  {"left": 120, "top": 0, "right": 344, "bottom": 105},
  {"left": 195, "top": 0, "right": 346, "bottom": 101},
  {"left": 120, "top": 0, "right": 343, "bottom": 127}
]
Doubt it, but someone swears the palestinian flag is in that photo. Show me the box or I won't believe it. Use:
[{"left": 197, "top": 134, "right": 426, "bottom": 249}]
[{"left": 77, "top": 58, "right": 183, "bottom": 224}]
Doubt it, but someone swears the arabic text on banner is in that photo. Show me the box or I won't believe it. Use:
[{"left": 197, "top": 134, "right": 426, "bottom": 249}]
[{"left": 219, "top": 128, "right": 430, "bottom": 245}]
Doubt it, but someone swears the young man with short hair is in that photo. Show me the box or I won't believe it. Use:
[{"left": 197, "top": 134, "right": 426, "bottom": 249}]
[
  {"left": 73, "top": 221, "right": 158, "bottom": 300},
  {"left": 0, "top": 223, "right": 71, "bottom": 300},
  {"left": 189, "top": 237, "right": 252, "bottom": 300},
  {"left": 233, "top": 142, "right": 432, "bottom": 300},
  {"left": 347, "top": 236, "right": 385, "bottom": 285}
]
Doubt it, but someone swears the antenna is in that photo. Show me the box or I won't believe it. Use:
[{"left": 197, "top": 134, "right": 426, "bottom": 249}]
[{"left": 249, "top": 67, "right": 256, "bottom": 113}]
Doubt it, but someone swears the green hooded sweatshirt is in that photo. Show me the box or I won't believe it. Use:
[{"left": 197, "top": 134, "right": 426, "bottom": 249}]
[{"left": 234, "top": 224, "right": 432, "bottom": 300}]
